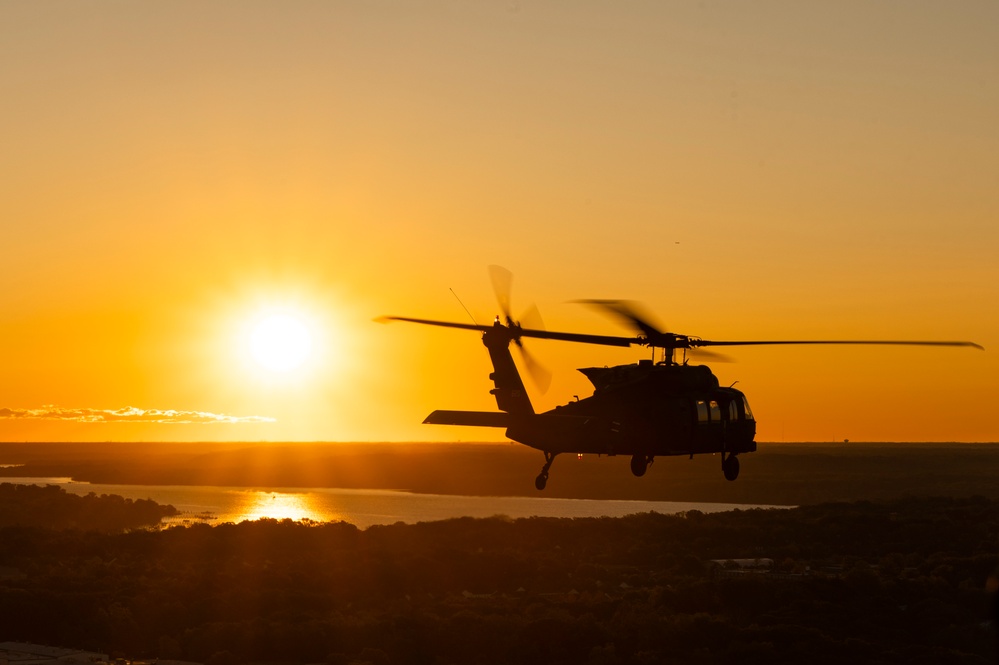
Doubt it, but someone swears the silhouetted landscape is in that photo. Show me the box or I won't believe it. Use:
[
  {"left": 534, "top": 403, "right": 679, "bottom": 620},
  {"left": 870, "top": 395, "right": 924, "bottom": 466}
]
[
  {"left": 3, "top": 441, "right": 999, "bottom": 505},
  {"left": 0, "top": 483, "right": 997, "bottom": 664},
  {"left": 0, "top": 483, "right": 177, "bottom": 531},
  {"left": 3, "top": 442, "right": 999, "bottom": 663}
]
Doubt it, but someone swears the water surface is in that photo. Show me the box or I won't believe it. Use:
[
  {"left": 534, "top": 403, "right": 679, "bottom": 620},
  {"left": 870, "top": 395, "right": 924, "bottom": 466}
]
[{"left": 2, "top": 477, "right": 785, "bottom": 529}]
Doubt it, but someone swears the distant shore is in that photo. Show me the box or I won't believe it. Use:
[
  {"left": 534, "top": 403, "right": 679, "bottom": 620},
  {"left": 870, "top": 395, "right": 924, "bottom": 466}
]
[{"left": 1, "top": 440, "right": 998, "bottom": 506}]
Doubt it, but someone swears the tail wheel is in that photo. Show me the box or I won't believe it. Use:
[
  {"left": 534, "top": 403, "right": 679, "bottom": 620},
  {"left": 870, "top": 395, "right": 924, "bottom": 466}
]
[
  {"left": 535, "top": 473, "right": 548, "bottom": 491},
  {"left": 722, "top": 454, "right": 740, "bottom": 481}
]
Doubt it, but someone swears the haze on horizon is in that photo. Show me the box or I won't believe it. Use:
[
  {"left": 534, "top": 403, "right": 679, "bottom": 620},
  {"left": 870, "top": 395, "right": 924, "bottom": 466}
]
[{"left": 1, "top": 2, "right": 996, "bottom": 444}]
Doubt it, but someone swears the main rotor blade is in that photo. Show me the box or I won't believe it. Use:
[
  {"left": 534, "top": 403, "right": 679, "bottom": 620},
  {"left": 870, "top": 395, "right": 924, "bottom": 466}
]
[
  {"left": 379, "top": 316, "right": 638, "bottom": 347},
  {"left": 693, "top": 339, "right": 984, "bottom": 350},
  {"left": 517, "top": 327, "right": 638, "bottom": 347},
  {"left": 377, "top": 316, "right": 490, "bottom": 333},
  {"left": 381, "top": 317, "right": 983, "bottom": 352},
  {"left": 575, "top": 299, "right": 666, "bottom": 341},
  {"left": 688, "top": 347, "right": 735, "bottom": 363}
]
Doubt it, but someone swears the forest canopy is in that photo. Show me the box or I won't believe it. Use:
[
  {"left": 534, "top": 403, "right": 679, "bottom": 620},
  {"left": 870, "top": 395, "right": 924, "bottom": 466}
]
[
  {"left": 0, "top": 491, "right": 996, "bottom": 665},
  {"left": 0, "top": 483, "right": 177, "bottom": 531}
]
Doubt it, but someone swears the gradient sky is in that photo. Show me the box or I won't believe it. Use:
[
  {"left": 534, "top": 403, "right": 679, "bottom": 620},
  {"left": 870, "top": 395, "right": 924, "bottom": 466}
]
[{"left": 1, "top": 1, "right": 996, "bottom": 443}]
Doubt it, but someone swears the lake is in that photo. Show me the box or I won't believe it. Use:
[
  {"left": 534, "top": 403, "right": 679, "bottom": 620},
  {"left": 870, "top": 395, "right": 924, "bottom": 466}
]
[{"left": 1, "top": 476, "right": 785, "bottom": 529}]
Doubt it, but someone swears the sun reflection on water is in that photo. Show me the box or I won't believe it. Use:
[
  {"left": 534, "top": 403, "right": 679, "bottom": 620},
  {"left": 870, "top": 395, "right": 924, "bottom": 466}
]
[{"left": 233, "top": 490, "right": 341, "bottom": 523}]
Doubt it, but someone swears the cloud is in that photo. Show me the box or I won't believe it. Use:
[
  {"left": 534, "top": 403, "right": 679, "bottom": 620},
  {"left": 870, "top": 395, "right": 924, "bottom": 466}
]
[{"left": 0, "top": 406, "right": 276, "bottom": 424}]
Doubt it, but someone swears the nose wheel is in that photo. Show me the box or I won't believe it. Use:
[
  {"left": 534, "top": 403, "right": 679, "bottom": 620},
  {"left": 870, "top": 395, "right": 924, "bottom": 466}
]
[
  {"left": 722, "top": 453, "right": 740, "bottom": 481},
  {"left": 535, "top": 451, "right": 557, "bottom": 491}
]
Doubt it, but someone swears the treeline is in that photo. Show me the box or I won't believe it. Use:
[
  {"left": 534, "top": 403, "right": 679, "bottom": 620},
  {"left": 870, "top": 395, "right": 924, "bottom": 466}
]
[
  {"left": 0, "top": 496, "right": 997, "bottom": 664},
  {"left": 0, "top": 483, "right": 177, "bottom": 531}
]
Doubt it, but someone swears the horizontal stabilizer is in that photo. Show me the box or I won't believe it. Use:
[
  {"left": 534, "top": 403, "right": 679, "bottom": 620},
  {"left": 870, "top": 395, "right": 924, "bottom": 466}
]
[{"left": 423, "top": 410, "right": 510, "bottom": 428}]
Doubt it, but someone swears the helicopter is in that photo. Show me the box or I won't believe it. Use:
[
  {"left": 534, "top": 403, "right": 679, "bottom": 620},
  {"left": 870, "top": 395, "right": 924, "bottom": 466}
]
[{"left": 382, "top": 267, "right": 984, "bottom": 491}]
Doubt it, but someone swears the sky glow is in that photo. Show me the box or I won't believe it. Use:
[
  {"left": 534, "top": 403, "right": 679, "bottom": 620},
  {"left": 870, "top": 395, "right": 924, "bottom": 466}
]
[{"left": 0, "top": 2, "right": 995, "bottom": 442}]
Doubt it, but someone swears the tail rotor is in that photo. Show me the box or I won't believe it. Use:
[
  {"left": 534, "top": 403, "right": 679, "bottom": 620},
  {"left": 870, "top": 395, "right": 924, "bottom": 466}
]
[{"left": 488, "top": 265, "right": 553, "bottom": 394}]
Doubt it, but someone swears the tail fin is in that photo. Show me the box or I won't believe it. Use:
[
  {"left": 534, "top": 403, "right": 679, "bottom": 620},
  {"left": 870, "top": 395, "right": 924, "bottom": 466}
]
[{"left": 483, "top": 324, "right": 534, "bottom": 415}]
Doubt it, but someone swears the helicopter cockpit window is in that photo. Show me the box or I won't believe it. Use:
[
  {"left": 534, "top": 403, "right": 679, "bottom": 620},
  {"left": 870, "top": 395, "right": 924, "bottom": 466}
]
[
  {"left": 696, "top": 400, "right": 709, "bottom": 422},
  {"left": 728, "top": 401, "right": 738, "bottom": 421},
  {"left": 742, "top": 396, "right": 755, "bottom": 421},
  {"left": 708, "top": 400, "right": 721, "bottom": 422}
]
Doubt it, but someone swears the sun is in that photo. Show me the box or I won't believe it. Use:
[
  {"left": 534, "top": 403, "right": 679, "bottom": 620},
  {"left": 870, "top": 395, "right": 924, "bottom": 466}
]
[{"left": 249, "top": 312, "right": 313, "bottom": 372}]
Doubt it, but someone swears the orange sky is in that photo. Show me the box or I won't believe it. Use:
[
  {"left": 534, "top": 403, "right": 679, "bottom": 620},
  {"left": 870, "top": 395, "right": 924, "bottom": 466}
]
[{"left": 0, "top": 2, "right": 996, "bottom": 444}]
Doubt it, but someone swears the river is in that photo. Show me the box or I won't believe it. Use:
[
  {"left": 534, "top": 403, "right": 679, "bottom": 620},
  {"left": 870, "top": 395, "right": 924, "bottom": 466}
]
[{"left": 1, "top": 477, "right": 785, "bottom": 529}]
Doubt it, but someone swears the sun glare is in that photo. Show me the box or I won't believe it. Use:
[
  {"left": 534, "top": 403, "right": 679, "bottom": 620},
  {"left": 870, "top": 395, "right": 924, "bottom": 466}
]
[
  {"left": 236, "top": 491, "right": 333, "bottom": 522},
  {"left": 250, "top": 313, "right": 313, "bottom": 372}
]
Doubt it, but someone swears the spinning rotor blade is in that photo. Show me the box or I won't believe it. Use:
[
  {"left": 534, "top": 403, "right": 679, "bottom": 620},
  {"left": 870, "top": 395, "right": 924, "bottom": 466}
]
[
  {"left": 519, "top": 302, "right": 545, "bottom": 332},
  {"left": 488, "top": 265, "right": 514, "bottom": 321},
  {"left": 376, "top": 316, "right": 489, "bottom": 333},
  {"left": 514, "top": 302, "right": 552, "bottom": 393},
  {"left": 516, "top": 328, "right": 637, "bottom": 347},
  {"left": 378, "top": 316, "right": 636, "bottom": 347},
  {"left": 687, "top": 347, "right": 734, "bottom": 363},
  {"left": 487, "top": 267, "right": 559, "bottom": 392},
  {"left": 576, "top": 299, "right": 668, "bottom": 343},
  {"left": 692, "top": 339, "right": 984, "bottom": 350},
  {"left": 577, "top": 299, "right": 984, "bottom": 353},
  {"left": 518, "top": 344, "right": 553, "bottom": 394}
]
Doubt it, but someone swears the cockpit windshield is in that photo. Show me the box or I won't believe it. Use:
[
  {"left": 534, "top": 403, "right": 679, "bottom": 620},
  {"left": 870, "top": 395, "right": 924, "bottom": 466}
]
[{"left": 742, "top": 396, "right": 755, "bottom": 421}]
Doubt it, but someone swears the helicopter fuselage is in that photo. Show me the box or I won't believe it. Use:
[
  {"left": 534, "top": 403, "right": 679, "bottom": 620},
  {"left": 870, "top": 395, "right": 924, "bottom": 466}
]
[
  {"left": 419, "top": 322, "right": 756, "bottom": 488},
  {"left": 507, "top": 361, "right": 757, "bottom": 460}
]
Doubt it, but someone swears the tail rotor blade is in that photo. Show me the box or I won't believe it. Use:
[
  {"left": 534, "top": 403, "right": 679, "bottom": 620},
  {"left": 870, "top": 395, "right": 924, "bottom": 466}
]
[
  {"left": 485, "top": 271, "right": 552, "bottom": 392},
  {"left": 518, "top": 345, "right": 553, "bottom": 394},
  {"left": 519, "top": 302, "right": 546, "bottom": 333},
  {"left": 488, "top": 265, "right": 514, "bottom": 321}
]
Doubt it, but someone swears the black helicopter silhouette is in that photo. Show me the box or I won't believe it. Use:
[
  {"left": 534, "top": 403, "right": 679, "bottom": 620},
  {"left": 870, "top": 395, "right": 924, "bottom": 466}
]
[{"left": 383, "top": 267, "right": 983, "bottom": 490}]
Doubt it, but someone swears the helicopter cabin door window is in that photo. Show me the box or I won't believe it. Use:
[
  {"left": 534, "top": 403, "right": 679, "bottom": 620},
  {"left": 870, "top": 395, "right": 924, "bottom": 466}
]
[
  {"left": 698, "top": 398, "right": 749, "bottom": 424},
  {"left": 696, "top": 400, "right": 723, "bottom": 424}
]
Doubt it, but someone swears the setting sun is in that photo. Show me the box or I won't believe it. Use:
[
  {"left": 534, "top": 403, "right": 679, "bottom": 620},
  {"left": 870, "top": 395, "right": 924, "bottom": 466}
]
[{"left": 250, "top": 313, "right": 313, "bottom": 372}]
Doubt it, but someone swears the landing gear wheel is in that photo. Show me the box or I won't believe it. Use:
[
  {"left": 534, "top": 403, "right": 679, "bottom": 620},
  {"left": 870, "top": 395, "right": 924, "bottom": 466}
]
[
  {"left": 722, "top": 454, "right": 740, "bottom": 481},
  {"left": 535, "top": 451, "right": 556, "bottom": 491},
  {"left": 630, "top": 454, "right": 650, "bottom": 477}
]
